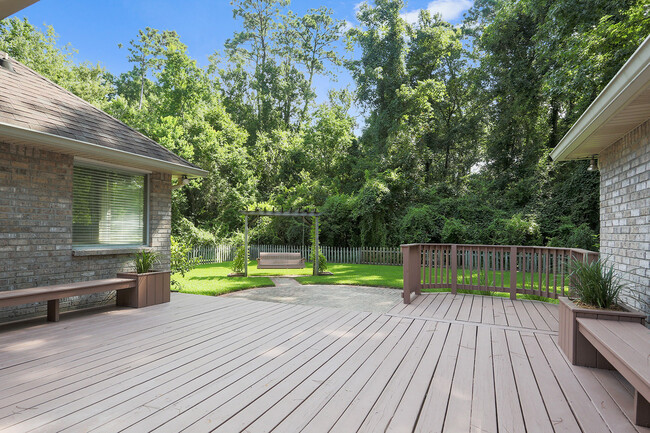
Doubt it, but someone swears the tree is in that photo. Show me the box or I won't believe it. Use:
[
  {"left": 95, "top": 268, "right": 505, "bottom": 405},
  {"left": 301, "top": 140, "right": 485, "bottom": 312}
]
[
  {"left": 120, "top": 27, "right": 180, "bottom": 110},
  {"left": 0, "top": 17, "right": 113, "bottom": 105}
]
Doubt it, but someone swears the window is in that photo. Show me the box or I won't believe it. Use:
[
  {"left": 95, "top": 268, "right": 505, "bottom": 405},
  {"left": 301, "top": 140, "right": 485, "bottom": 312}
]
[{"left": 72, "top": 164, "right": 148, "bottom": 247}]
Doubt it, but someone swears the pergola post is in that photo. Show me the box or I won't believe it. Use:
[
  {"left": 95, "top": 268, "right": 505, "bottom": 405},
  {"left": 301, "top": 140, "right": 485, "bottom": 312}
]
[
  {"left": 244, "top": 214, "right": 249, "bottom": 277},
  {"left": 314, "top": 216, "right": 319, "bottom": 276}
]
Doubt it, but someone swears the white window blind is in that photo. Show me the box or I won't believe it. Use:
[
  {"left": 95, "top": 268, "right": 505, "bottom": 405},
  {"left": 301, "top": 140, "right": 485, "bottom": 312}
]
[{"left": 72, "top": 165, "right": 147, "bottom": 247}]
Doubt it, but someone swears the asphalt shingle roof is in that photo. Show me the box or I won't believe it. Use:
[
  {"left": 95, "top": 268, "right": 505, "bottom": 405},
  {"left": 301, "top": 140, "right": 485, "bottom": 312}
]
[{"left": 0, "top": 53, "right": 201, "bottom": 171}]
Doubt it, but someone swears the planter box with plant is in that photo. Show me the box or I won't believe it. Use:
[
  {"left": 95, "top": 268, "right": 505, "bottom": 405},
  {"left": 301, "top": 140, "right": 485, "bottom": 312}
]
[
  {"left": 558, "top": 258, "right": 645, "bottom": 365},
  {"left": 117, "top": 250, "right": 171, "bottom": 308}
]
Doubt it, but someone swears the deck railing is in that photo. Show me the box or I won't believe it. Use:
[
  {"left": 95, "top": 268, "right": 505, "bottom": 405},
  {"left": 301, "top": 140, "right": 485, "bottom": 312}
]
[{"left": 401, "top": 243, "right": 599, "bottom": 304}]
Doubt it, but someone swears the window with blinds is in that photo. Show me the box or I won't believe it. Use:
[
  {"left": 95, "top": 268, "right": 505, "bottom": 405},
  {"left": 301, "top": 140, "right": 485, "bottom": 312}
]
[{"left": 72, "top": 164, "right": 148, "bottom": 247}]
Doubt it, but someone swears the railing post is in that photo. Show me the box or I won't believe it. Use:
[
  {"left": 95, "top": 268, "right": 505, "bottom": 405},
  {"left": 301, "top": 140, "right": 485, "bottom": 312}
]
[
  {"left": 402, "top": 244, "right": 421, "bottom": 304},
  {"left": 451, "top": 244, "right": 458, "bottom": 294},
  {"left": 509, "top": 246, "right": 517, "bottom": 300}
]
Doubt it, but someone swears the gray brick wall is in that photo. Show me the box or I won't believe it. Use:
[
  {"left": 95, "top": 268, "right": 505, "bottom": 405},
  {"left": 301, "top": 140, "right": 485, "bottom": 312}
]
[
  {"left": 599, "top": 119, "right": 650, "bottom": 322},
  {"left": 0, "top": 142, "right": 172, "bottom": 322}
]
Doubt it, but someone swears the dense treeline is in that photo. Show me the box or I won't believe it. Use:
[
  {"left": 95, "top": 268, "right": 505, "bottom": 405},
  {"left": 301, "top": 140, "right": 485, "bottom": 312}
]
[{"left": 2, "top": 0, "right": 648, "bottom": 251}]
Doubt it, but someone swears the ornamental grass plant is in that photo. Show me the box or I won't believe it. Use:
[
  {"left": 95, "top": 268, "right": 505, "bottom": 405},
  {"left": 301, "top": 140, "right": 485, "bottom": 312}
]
[
  {"left": 569, "top": 258, "right": 624, "bottom": 309},
  {"left": 134, "top": 250, "right": 161, "bottom": 274}
]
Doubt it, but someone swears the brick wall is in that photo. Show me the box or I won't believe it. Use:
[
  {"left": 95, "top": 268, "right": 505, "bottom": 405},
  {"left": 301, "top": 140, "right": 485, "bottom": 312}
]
[
  {"left": 0, "top": 141, "right": 172, "bottom": 322},
  {"left": 599, "top": 119, "right": 650, "bottom": 322}
]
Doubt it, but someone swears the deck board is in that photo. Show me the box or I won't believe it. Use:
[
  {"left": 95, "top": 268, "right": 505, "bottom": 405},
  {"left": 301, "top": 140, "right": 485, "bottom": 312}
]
[{"left": 0, "top": 292, "right": 645, "bottom": 433}]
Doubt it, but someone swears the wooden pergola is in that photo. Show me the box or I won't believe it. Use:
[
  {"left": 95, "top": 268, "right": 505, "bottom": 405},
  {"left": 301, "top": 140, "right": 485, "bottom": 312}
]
[{"left": 242, "top": 209, "right": 322, "bottom": 276}]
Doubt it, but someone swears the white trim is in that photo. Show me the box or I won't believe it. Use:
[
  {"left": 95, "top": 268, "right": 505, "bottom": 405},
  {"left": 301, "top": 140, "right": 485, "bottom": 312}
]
[
  {"left": 551, "top": 35, "right": 650, "bottom": 161},
  {"left": 0, "top": 121, "right": 208, "bottom": 177},
  {"left": 74, "top": 157, "right": 152, "bottom": 174}
]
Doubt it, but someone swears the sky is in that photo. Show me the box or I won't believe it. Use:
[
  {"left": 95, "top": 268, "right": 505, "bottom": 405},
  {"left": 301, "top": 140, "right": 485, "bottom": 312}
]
[{"left": 8, "top": 0, "right": 473, "bottom": 123}]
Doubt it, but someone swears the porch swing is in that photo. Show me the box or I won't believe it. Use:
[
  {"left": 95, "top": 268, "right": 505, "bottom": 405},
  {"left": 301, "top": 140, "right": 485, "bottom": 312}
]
[{"left": 242, "top": 208, "right": 321, "bottom": 276}]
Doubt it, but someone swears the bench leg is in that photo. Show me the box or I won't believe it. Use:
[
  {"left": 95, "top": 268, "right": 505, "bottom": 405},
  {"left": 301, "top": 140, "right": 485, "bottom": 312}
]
[
  {"left": 47, "top": 299, "right": 60, "bottom": 322},
  {"left": 636, "top": 392, "right": 650, "bottom": 427}
]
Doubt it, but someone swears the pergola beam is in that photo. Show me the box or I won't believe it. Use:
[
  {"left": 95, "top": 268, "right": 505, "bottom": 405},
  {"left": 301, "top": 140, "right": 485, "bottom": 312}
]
[{"left": 242, "top": 210, "right": 321, "bottom": 217}]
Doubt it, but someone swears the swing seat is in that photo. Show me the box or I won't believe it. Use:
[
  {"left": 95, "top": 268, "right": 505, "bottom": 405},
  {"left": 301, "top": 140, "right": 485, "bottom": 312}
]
[{"left": 257, "top": 252, "right": 306, "bottom": 269}]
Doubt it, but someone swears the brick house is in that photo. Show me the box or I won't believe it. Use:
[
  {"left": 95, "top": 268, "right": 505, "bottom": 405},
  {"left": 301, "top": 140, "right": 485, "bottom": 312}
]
[
  {"left": 0, "top": 53, "right": 206, "bottom": 322},
  {"left": 551, "top": 35, "right": 649, "bottom": 322}
]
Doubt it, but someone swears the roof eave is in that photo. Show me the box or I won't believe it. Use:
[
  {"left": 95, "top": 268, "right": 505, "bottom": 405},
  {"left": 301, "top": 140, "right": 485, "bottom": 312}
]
[
  {"left": 0, "top": 0, "right": 39, "bottom": 19},
  {"left": 551, "top": 35, "right": 650, "bottom": 162},
  {"left": 0, "top": 121, "right": 208, "bottom": 178}
]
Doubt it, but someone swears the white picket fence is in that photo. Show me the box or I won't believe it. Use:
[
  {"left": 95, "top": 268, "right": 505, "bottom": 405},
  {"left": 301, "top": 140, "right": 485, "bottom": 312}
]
[{"left": 188, "top": 244, "right": 404, "bottom": 266}]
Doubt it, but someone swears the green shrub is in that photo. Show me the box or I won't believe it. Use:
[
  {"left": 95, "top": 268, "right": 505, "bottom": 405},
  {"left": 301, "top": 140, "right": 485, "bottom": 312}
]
[
  {"left": 399, "top": 205, "right": 445, "bottom": 244},
  {"left": 570, "top": 258, "right": 624, "bottom": 309},
  {"left": 173, "top": 217, "right": 217, "bottom": 246},
  {"left": 548, "top": 221, "right": 598, "bottom": 251},
  {"left": 231, "top": 245, "right": 247, "bottom": 273},
  {"left": 442, "top": 218, "right": 468, "bottom": 244},
  {"left": 134, "top": 250, "right": 160, "bottom": 274},
  {"left": 490, "top": 213, "right": 542, "bottom": 246},
  {"left": 170, "top": 237, "right": 200, "bottom": 288}
]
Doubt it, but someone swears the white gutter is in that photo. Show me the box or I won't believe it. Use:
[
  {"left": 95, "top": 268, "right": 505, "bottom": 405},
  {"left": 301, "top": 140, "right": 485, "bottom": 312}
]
[
  {"left": 0, "top": 121, "right": 208, "bottom": 178},
  {"left": 550, "top": 35, "right": 650, "bottom": 161}
]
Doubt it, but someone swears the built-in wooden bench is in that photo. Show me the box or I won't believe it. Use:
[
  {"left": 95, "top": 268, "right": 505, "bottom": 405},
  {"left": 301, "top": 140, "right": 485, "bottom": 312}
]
[
  {"left": 0, "top": 278, "right": 137, "bottom": 322},
  {"left": 257, "top": 252, "right": 305, "bottom": 269},
  {"left": 576, "top": 318, "right": 650, "bottom": 427}
]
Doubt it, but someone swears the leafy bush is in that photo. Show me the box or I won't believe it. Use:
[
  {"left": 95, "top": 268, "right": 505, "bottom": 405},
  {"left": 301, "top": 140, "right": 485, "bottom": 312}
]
[
  {"left": 170, "top": 236, "right": 200, "bottom": 283},
  {"left": 310, "top": 218, "right": 328, "bottom": 273},
  {"left": 490, "top": 213, "right": 542, "bottom": 246},
  {"left": 548, "top": 221, "right": 598, "bottom": 251},
  {"left": 134, "top": 250, "right": 160, "bottom": 274},
  {"left": 173, "top": 217, "right": 217, "bottom": 246},
  {"left": 399, "top": 205, "right": 445, "bottom": 244},
  {"left": 442, "top": 218, "right": 468, "bottom": 244},
  {"left": 231, "top": 244, "right": 247, "bottom": 273},
  {"left": 570, "top": 258, "right": 624, "bottom": 309}
]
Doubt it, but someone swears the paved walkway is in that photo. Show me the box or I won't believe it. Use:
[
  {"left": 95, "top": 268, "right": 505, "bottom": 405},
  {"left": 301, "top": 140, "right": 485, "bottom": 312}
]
[{"left": 224, "top": 277, "right": 401, "bottom": 313}]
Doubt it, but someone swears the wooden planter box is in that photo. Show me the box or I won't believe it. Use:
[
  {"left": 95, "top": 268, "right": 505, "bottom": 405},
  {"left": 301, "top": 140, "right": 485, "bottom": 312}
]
[
  {"left": 558, "top": 296, "right": 646, "bottom": 366},
  {"left": 116, "top": 271, "right": 171, "bottom": 308}
]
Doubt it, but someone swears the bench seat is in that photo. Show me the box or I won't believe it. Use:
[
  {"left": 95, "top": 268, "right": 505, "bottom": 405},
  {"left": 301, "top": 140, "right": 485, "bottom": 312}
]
[
  {"left": 257, "top": 252, "right": 305, "bottom": 269},
  {"left": 0, "top": 278, "right": 137, "bottom": 322},
  {"left": 577, "top": 318, "right": 650, "bottom": 426}
]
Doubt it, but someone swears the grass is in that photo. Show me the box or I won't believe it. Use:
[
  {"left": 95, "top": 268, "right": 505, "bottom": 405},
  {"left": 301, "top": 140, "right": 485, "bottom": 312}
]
[
  {"left": 171, "top": 262, "right": 275, "bottom": 296},
  {"left": 173, "top": 261, "right": 565, "bottom": 303},
  {"left": 295, "top": 263, "right": 403, "bottom": 288}
]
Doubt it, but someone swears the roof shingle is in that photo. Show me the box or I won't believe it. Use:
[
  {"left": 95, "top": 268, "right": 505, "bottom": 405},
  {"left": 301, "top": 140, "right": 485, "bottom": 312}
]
[{"left": 0, "top": 54, "right": 202, "bottom": 172}]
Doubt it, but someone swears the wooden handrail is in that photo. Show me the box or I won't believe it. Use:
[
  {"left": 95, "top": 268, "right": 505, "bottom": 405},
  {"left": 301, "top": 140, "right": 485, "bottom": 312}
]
[{"left": 401, "top": 244, "right": 599, "bottom": 304}]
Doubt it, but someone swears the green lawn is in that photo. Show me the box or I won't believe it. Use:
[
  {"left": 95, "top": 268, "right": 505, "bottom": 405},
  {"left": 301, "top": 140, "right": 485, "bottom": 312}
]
[
  {"left": 295, "top": 263, "right": 404, "bottom": 288},
  {"left": 172, "top": 262, "right": 275, "bottom": 296},
  {"left": 173, "top": 261, "right": 564, "bottom": 302}
]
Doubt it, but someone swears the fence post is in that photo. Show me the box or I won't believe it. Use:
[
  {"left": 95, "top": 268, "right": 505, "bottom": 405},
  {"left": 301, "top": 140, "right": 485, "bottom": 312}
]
[
  {"left": 451, "top": 244, "right": 458, "bottom": 294},
  {"left": 509, "top": 246, "right": 517, "bottom": 300},
  {"left": 402, "top": 244, "right": 421, "bottom": 304}
]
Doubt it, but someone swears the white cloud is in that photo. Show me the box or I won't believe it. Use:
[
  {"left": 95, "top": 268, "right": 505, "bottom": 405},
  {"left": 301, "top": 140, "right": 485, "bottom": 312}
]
[
  {"left": 354, "top": 1, "right": 366, "bottom": 14},
  {"left": 401, "top": 0, "right": 473, "bottom": 24},
  {"left": 341, "top": 20, "right": 354, "bottom": 33}
]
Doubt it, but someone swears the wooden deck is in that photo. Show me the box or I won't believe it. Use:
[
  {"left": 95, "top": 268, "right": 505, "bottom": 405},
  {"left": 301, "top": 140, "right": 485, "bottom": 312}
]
[{"left": 0, "top": 292, "right": 647, "bottom": 432}]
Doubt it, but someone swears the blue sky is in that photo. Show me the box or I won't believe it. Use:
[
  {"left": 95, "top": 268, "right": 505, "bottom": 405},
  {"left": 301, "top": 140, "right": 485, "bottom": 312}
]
[{"left": 9, "top": 0, "right": 473, "bottom": 121}]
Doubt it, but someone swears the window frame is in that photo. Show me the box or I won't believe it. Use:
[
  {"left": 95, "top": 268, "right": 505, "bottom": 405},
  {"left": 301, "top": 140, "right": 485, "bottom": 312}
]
[{"left": 72, "top": 161, "right": 150, "bottom": 249}]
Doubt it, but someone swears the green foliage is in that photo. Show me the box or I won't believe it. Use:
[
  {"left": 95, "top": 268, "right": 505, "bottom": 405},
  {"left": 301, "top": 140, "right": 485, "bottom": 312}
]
[
  {"left": 489, "top": 213, "right": 542, "bottom": 246},
  {"left": 7, "top": 0, "right": 646, "bottom": 251},
  {"left": 442, "top": 218, "right": 468, "bottom": 244},
  {"left": 173, "top": 217, "right": 217, "bottom": 246},
  {"left": 399, "top": 205, "right": 445, "bottom": 244},
  {"left": 310, "top": 217, "right": 328, "bottom": 273},
  {"left": 570, "top": 258, "right": 624, "bottom": 309},
  {"left": 0, "top": 17, "right": 113, "bottom": 105},
  {"left": 231, "top": 245, "right": 247, "bottom": 274},
  {"left": 170, "top": 237, "right": 200, "bottom": 277},
  {"left": 548, "top": 221, "right": 598, "bottom": 251},
  {"left": 133, "top": 250, "right": 160, "bottom": 274}
]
